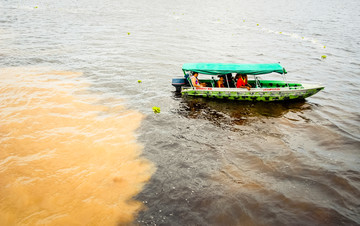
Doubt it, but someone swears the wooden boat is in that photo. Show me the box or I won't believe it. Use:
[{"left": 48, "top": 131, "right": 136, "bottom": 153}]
[{"left": 172, "top": 63, "right": 324, "bottom": 101}]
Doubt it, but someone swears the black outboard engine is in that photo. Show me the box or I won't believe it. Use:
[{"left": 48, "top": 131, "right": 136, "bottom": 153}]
[
  {"left": 172, "top": 78, "right": 186, "bottom": 92},
  {"left": 172, "top": 73, "right": 191, "bottom": 92}
]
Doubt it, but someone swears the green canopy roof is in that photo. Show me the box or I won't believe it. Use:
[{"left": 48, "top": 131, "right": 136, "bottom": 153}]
[{"left": 182, "top": 63, "right": 286, "bottom": 75}]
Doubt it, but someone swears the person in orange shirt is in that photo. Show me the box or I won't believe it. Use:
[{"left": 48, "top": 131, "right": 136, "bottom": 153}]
[
  {"left": 235, "top": 73, "right": 251, "bottom": 90},
  {"left": 217, "top": 76, "right": 225, "bottom": 88}
]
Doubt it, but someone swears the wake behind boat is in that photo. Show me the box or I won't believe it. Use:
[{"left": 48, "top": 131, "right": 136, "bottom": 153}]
[{"left": 172, "top": 63, "right": 324, "bottom": 102}]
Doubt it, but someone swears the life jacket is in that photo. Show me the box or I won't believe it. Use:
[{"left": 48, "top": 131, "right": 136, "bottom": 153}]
[{"left": 236, "top": 76, "right": 247, "bottom": 88}]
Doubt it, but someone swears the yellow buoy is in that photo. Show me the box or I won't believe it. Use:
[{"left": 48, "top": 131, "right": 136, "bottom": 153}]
[{"left": 152, "top": 106, "right": 160, "bottom": 114}]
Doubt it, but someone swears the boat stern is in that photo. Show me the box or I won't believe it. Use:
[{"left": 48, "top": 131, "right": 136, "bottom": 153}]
[{"left": 172, "top": 78, "right": 187, "bottom": 92}]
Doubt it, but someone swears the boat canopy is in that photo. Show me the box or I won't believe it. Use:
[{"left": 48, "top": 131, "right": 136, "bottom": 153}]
[{"left": 182, "top": 63, "right": 286, "bottom": 75}]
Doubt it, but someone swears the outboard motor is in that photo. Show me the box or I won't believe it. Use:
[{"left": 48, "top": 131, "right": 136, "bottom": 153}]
[
  {"left": 172, "top": 73, "right": 191, "bottom": 92},
  {"left": 172, "top": 78, "right": 186, "bottom": 92}
]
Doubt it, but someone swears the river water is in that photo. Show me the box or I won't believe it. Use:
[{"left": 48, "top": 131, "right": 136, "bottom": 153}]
[{"left": 0, "top": 0, "right": 359, "bottom": 225}]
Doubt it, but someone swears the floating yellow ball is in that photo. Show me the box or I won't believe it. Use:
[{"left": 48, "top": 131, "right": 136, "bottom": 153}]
[{"left": 321, "top": 55, "right": 327, "bottom": 59}]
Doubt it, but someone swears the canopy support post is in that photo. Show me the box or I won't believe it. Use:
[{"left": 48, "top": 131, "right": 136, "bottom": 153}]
[
  {"left": 255, "top": 75, "right": 261, "bottom": 88},
  {"left": 188, "top": 76, "right": 194, "bottom": 90},
  {"left": 225, "top": 76, "right": 230, "bottom": 88},
  {"left": 283, "top": 74, "right": 289, "bottom": 89},
  {"left": 184, "top": 71, "right": 195, "bottom": 90}
]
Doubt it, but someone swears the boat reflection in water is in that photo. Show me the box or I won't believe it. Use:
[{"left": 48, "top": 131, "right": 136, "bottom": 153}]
[{"left": 175, "top": 94, "right": 313, "bottom": 128}]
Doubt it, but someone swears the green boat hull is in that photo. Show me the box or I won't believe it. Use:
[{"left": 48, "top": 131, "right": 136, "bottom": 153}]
[{"left": 181, "top": 83, "right": 324, "bottom": 102}]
